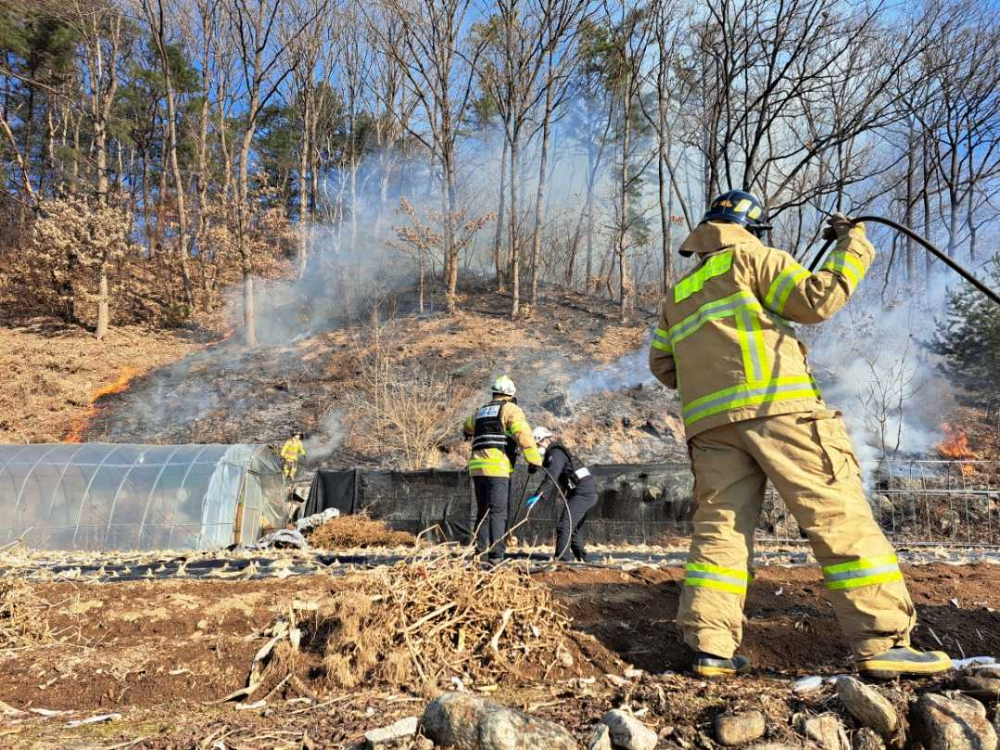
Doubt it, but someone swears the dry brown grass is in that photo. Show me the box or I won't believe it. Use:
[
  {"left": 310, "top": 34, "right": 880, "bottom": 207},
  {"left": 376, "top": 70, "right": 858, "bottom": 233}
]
[
  {"left": 0, "top": 574, "right": 52, "bottom": 650},
  {"left": 307, "top": 513, "right": 417, "bottom": 549},
  {"left": 312, "top": 556, "right": 575, "bottom": 692},
  {"left": 0, "top": 321, "right": 200, "bottom": 442}
]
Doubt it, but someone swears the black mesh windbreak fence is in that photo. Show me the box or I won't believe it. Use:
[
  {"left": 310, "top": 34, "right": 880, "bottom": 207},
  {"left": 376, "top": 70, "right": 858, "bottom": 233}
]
[{"left": 308, "top": 459, "right": 1000, "bottom": 548}]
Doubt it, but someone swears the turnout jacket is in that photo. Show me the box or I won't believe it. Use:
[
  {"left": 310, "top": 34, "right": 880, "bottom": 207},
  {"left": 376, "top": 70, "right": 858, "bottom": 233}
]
[
  {"left": 280, "top": 437, "right": 306, "bottom": 462},
  {"left": 535, "top": 442, "right": 596, "bottom": 499},
  {"left": 463, "top": 397, "right": 543, "bottom": 478},
  {"left": 649, "top": 221, "right": 874, "bottom": 440}
]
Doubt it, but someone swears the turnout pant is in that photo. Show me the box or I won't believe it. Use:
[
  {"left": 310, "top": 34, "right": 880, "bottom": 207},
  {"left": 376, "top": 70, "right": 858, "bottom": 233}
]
[
  {"left": 679, "top": 410, "right": 916, "bottom": 660},
  {"left": 555, "top": 489, "right": 598, "bottom": 561},
  {"left": 473, "top": 476, "right": 510, "bottom": 561}
]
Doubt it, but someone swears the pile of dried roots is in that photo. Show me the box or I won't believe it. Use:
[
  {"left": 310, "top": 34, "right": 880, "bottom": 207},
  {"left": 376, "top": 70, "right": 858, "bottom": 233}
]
[
  {"left": 308, "top": 513, "right": 416, "bottom": 549},
  {"left": 0, "top": 574, "right": 52, "bottom": 649},
  {"left": 315, "top": 558, "right": 576, "bottom": 691}
]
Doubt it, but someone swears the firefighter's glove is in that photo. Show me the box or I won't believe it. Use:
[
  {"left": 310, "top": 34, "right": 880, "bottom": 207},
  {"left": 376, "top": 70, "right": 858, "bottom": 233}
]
[
  {"left": 528, "top": 464, "right": 539, "bottom": 475},
  {"left": 526, "top": 495, "right": 541, "bottom": 510},
  {"left": 822, "top": 212, "right": 853, "bottom": 241}
]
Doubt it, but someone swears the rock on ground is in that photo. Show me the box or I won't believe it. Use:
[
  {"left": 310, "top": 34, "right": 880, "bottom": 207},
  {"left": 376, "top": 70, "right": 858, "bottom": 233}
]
[
  {"left": 836, "top": 678, "right": 898, "bottom": 736},
  {"left": 601, "top": 709, "right": 658, "bottom": 750},
  {"left": 588, "top": 724, "right": 613, "bottom": 750},
  {"left": 364, "top": 716, "right": 419, "bottom": 747},
  {"left": 421, "top": 692, "right": 578, "bottom": 750},
  {"left": 852, "top": 728, "right": 886, "bottom": 750},
  {"left": 715, "top": 711, "right": 767, "bottom": 746},
  {"left": 916, "top": 693, "right": 998, "bottom": 750},
  {"left": 798, "top": 714, "right": 849, "bottom": 750},
  {"left": 955, "top": 674, "right": 1000, "bottom": 702}
]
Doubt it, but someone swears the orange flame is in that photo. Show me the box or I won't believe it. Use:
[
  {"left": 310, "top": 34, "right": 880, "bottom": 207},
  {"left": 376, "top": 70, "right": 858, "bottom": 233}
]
[
  {"left": 65, "top": 366, "right": 139, "bottom": 443},
  {"left": 937, "top": 423, "right": 977, "bottom": 475}
]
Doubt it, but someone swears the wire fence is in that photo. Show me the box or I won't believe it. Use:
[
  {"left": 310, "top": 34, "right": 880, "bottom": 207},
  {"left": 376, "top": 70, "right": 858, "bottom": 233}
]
[{"left": 759, "top": 459, "right": 1000, "bottom": 546}]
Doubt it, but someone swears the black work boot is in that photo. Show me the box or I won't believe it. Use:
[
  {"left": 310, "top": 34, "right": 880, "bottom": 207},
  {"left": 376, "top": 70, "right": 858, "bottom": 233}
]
[
  {"left": 693, "top": 652, "right": 751, "bottom": 678},
  {"left": 856, "top": 646, "right": 952, "bottom": 680}
]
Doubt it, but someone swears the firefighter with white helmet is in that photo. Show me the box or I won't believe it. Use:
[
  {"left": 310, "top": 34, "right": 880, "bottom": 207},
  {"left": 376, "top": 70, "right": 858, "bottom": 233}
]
[
  {"left": 462, "top": 375, "right": 543, "bottom": 564},
  {"left": 649, "top": 190, "right": 951, "bottom": 679},
  {"left": 526, "top": 426, "right": 598, "bottom": 562}
]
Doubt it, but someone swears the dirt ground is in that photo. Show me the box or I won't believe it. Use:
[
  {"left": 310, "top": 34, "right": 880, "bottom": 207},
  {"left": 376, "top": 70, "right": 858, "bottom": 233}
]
[{"left": 1, "top": 562, "right": 997, "bottom": 748}]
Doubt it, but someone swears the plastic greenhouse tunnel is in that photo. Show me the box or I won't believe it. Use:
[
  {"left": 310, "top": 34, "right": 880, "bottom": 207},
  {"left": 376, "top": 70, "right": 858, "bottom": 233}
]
[{"left": 0, "top": 444, "right": 287, "bottom": 551}]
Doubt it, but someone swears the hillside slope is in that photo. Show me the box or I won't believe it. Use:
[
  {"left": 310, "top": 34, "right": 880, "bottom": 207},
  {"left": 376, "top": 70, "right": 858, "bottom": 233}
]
[{"left": 9, "top": 282, "right": 687, "bottom": 471}]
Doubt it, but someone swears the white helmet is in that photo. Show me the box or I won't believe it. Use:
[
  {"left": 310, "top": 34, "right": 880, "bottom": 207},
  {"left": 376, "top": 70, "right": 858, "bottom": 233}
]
[
  {"left": 491, "top": 375, "right": 517, "bottom": 397},
  {"left": 532, "top": 426, "right": 553, "bottom": 443}
]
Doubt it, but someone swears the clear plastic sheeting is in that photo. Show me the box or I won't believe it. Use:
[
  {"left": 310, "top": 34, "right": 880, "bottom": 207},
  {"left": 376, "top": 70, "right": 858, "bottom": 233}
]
[{"left": 0, "top": 444, "right": 286, "bottom": 551}]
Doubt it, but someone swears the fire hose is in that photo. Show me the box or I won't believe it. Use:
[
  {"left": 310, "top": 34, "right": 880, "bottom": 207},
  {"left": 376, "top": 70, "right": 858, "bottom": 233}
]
[{"left": 806, "top": 215, "right": 1000, "bottom": 306}]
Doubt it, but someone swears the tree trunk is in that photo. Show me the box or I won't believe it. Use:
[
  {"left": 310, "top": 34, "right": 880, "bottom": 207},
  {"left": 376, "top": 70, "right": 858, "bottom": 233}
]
[
  {"left": 904, "top": 124, "right": 915, "bottom": 283},
  {"left": 493, "top": 137, "right": 509, "bottom": 291},
  {"left": 509, "top": 135, "right": 521, "bottom": 318},
  {"left": 163, "top": 79, "right": 194, "bottom": 308},
  {"left": 618, "top": 109, "right": 633, "bottom": 322},
  {"left": 96, "top": 268, "right": 109, "bottom": 341},
  {"left": 444, "top": 150, "right": 459, "bottom": 311},
  {"left": 298, "top": 90, "right": 312, "bottom": 278},
  {"left": 530, "top": 58, "right": 555, "bottom": 309},
  {"left": 585, "top": 138, "right": 595, "bottom": 292}
]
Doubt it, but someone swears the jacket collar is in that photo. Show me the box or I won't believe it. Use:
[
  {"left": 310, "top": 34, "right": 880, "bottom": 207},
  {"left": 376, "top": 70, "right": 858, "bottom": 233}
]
[{"left": 679, "top": 221, "right": 761, "bottom": 256}]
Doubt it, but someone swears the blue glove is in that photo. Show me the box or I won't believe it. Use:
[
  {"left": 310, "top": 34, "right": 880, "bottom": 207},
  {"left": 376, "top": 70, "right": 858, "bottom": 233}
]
[{"left": 526, "top": 495, "right": 542, "bottom": 509}]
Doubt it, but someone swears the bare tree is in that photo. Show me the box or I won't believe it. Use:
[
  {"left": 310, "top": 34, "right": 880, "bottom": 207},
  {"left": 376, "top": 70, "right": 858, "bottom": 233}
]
[{"left": 373, "top": 0, "right": 484, "bottom": 313}]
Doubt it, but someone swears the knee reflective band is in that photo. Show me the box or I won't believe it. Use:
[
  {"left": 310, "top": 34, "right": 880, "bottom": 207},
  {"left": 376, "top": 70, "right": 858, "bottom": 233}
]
[
  {"left": 764, "top": 264, "right": 811, "bottom": 315},
  {"left": 821, "top": 250, "right": 867, "bottom": 292},
  {"left": 674, "top": 250, "right": 734, "bottom": 303},
  {"left": 682, "top": 375, "right": 821, "bottom": 426},
  {"left": 683, "top": 563, "right": 751, "bottom": 595},
  {"left": 822, "top": 555, "right": 903, "bottom": 590}
]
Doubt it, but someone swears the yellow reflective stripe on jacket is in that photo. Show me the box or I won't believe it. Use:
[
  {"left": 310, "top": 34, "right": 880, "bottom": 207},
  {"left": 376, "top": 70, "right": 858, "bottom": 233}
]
[
  {"left": 506, "top": 419, "right": 530, "bottom": 437},
  {"left": 735, "top": 308, "right": 769, "bottom": 384},
  {"left": 682, "top": 375, "right": 821, "bottom": 426},
  {"left": 668, "top": 291, "right": 761, "bottom": 346},
  {"left": 822, "top": 250, "right": 866, "bottom": 291},
  {"left": 651, "top": 327, "right": 672, "bottom": 353},
  {"left": 674, "top": 250, "right": 734, "bottom": 303},
  {"left": 683, "top": 562, "right": 751, "bottom": 595},
  {"left": 764, "top": 264, "right": 811, "bottom": 314},
  {"left": 822, "top": 555, "right": 903, "bottom": 590},
  {"left": 468, "top": 449, "right": 512, "bottom": 477},
  {"left": 523, "top": 447, "right": 542, "bottom": 465}
]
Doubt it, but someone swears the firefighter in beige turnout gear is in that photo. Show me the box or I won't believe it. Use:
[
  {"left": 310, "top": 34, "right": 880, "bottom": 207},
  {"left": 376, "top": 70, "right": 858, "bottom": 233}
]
[
  {"left": 649, "top": 190, "right": 951, "bottom": 679},
  {"left": 463, "top": 376, "right": 543, "bottom": 563}
]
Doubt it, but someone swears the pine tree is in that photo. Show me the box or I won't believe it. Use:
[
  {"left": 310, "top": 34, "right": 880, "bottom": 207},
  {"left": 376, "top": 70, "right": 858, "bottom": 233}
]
[{"left": 932, "top": 256, "right": 1000, "bottom": 393}]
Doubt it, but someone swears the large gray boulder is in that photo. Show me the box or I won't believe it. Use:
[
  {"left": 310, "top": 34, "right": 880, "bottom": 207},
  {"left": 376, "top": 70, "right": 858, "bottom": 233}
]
[
  {"left": 915, "top": 693, "right": 997, "bottom": 750},
  {"left": 836, "top": 678, "right": 898, "bottom": 736},
  {"left": 421, "top": 692, "right": 578, "bottom": 750}
]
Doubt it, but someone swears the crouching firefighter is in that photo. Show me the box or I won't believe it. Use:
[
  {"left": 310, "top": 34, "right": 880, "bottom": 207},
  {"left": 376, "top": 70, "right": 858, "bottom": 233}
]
[
  {"left": 463, "top": 376, "right": 543, "bottom": 564},
  {"left": 649, "top": 190, "right": 952, "bottom": 680},
  {"left": 526, "top": 427, "right": 598, "bottom": 562}
]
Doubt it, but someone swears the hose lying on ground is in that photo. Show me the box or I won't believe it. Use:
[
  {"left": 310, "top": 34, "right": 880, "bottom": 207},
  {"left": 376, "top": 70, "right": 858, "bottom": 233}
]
[{"left": 806, "top": 215, "right": 999, "bottom": 306}]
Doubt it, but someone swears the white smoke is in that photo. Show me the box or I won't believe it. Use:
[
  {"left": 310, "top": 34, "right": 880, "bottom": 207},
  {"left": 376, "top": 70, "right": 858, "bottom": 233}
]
[
  {"left": 303, "top": 408, "right": 345, "bottom": 463},
  {"left": 804, "top": 264, "right": 957, "bottom": 478},
  {"left": 568, "top": 338, "right": 656, "bottom": 402}
]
